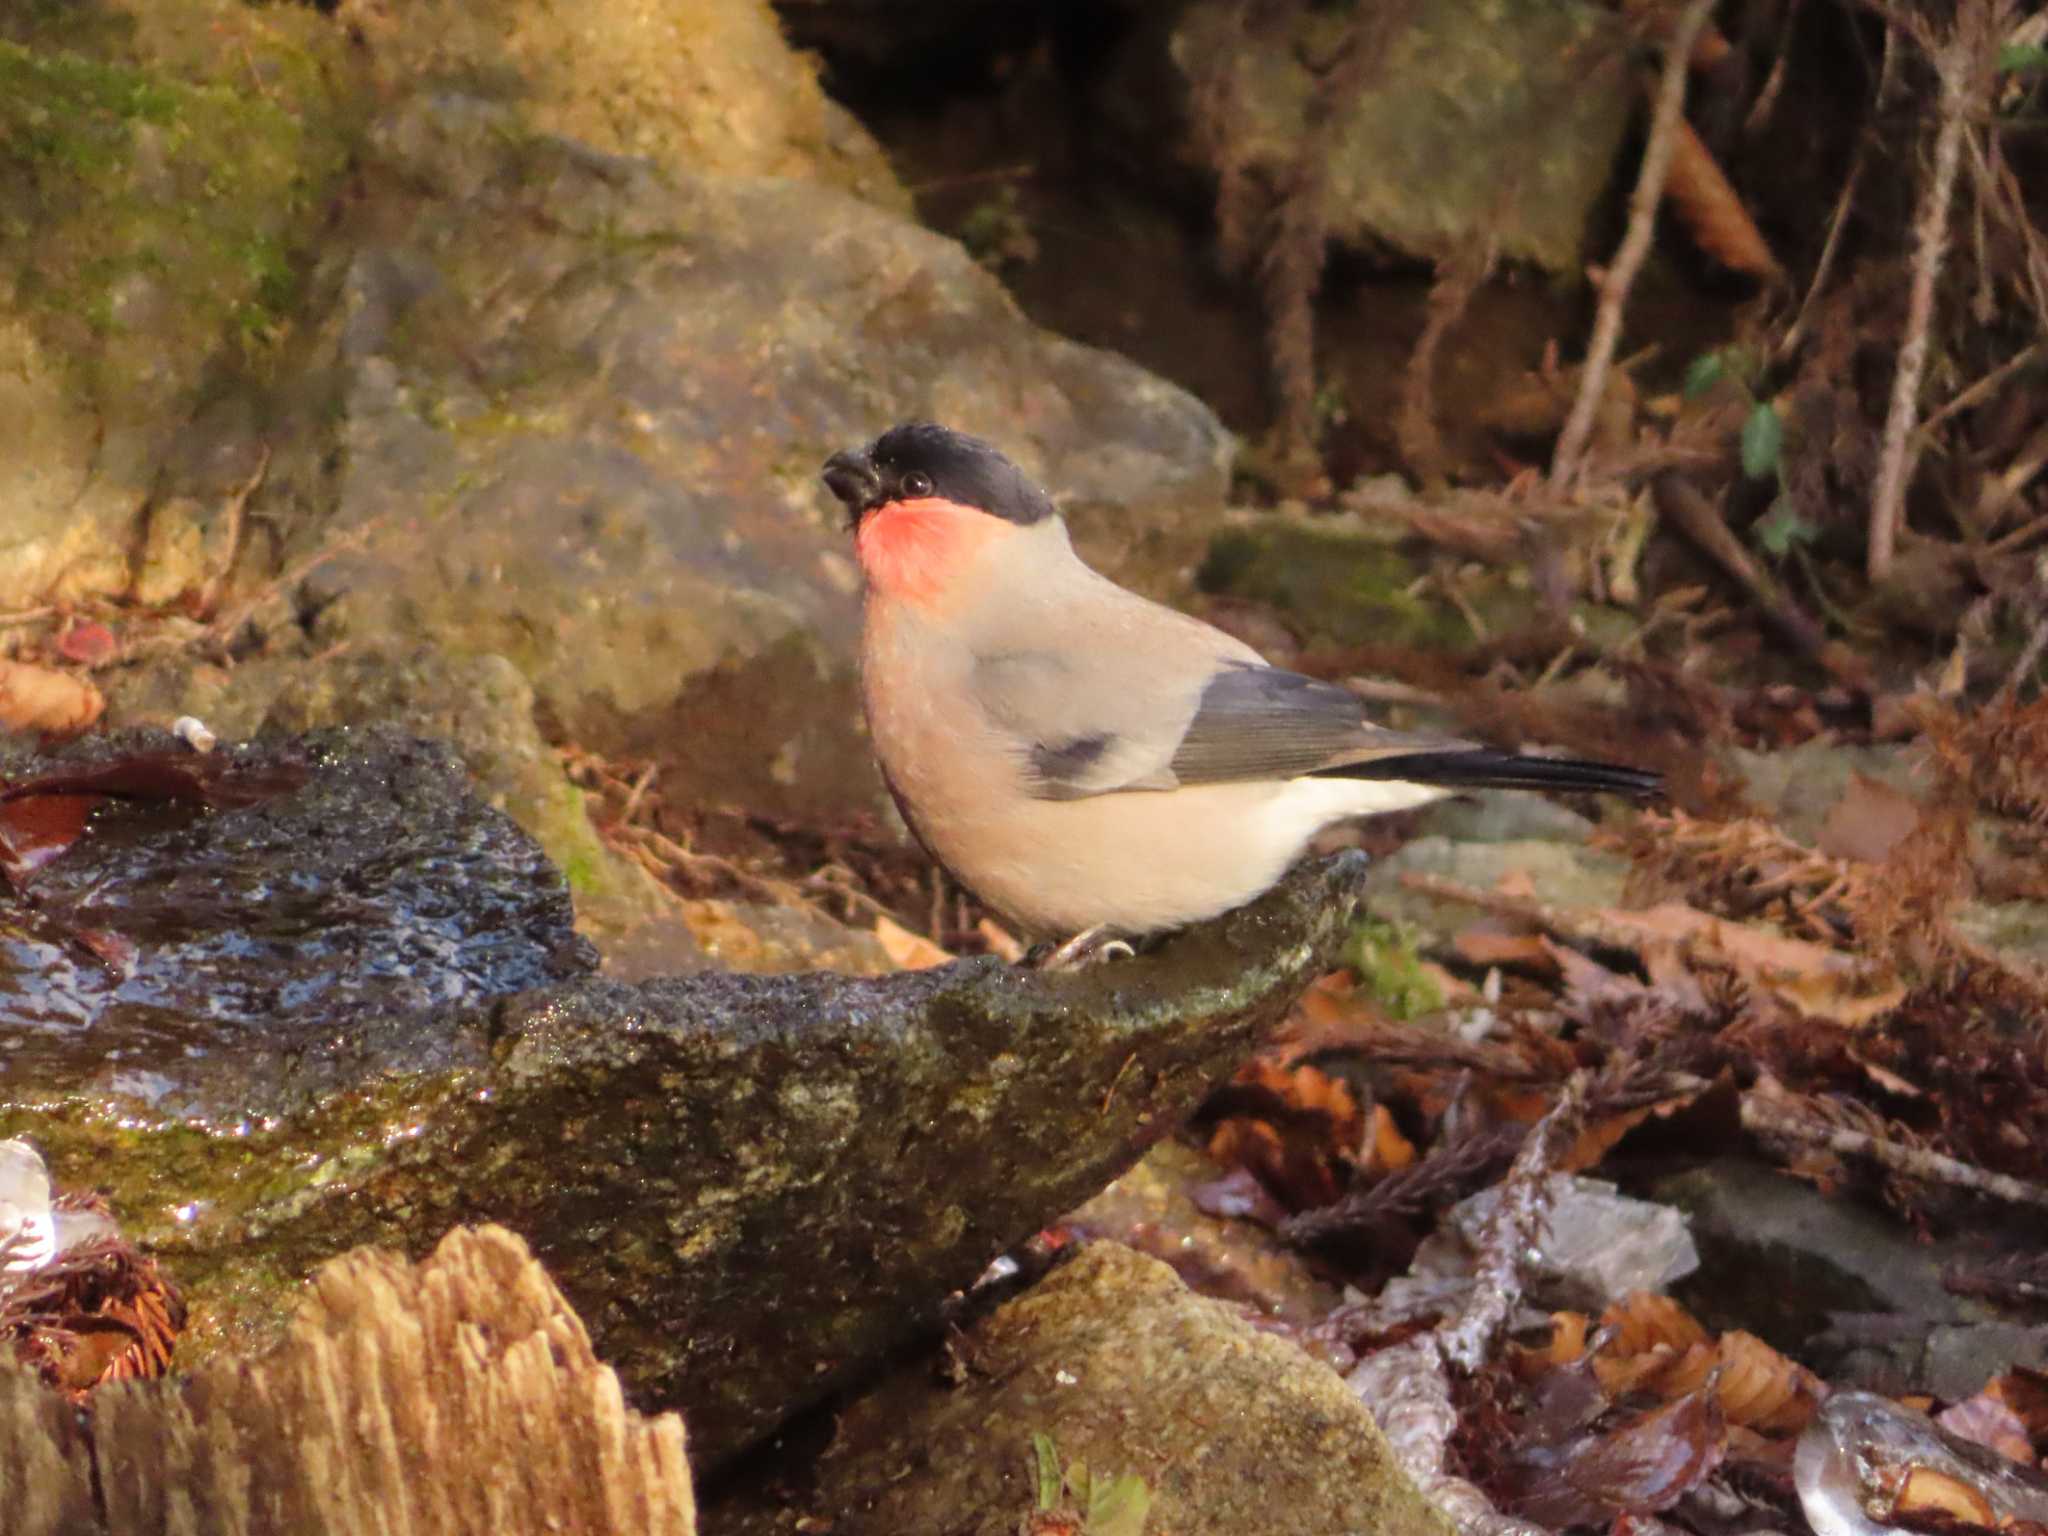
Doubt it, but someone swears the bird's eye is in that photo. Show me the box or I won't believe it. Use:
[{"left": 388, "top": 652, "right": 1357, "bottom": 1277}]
[{"left": 901, "top": 471, "right": 934, "bottom": 499}]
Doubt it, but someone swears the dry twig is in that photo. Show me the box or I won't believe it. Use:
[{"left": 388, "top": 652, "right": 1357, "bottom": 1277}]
[
  {"left": 1648, "top": 474, "right": 1833, "bottom": 667},
  {"left": 1436, "top": 1072, "right": 1589, "bottom": 1370},
  {"left": 194, "top": 444, "right": 272, "bottom": 619},
  {"left": 1550, "top": 0, "right": 1718, "bottom": 491},
  {"left": 1741, "top": 1083, "right": 2048, "bottom": 1210},
  {"left": 1868, "top": 5, "right": 1989, "bottom": 583}
]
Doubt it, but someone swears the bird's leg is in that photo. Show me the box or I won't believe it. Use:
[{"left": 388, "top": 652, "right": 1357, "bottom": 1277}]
[{"left": 1034, "top": 925, "right": 1136, "bottom": 972}]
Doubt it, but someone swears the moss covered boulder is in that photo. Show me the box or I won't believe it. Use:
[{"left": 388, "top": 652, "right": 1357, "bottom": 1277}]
[
  {"left": 0, "top": 7, "right": 357, "bottom": 609},
  {"left": 0, "top": 729, "right": 1366, "bottom": 1468}
]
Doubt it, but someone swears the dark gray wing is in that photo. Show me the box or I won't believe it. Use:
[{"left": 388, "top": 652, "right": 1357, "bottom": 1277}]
[
  {"left": 974, "top": 650, "right": 1661, "bottom": 801},
  {"left": 1167, "top": 663, "right": 1466, "bottom": 784},
  {"left": 973, "top": 650, "right": 1461, "bottom": 797},
  {"left": 1170, "top": 663, "right": 1664, "bottom": 797}
]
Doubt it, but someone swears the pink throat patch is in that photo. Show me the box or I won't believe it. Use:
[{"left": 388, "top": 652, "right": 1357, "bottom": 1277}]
[{"left": 855, "top": 497, "right": 1012, "bottom": 609}]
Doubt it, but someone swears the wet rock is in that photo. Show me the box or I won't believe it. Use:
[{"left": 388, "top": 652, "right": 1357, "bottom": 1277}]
[
  {"left": 1194, "top": 510, "right": 1613, "bottom": 656},
  {"left": 1440, "top": 1174, "right": 1698, "bottom": 1315},
  {"left": 1658, "top": 1158, "right": 1957, "bottom": 1338},
  {"left": 1197, "top": 514, "right": 1463, "bottom": 652},
  {"left": 104, "top": 648, "right": 892, "bottom": 977},
  {"left": 669, "top": 896, "right": 893, "bottom": 977},
  {"left": 1415, "top": 789, "right": 1598, "bottom": 847},
  {"left": 1098, "top": 0, "right": 1633, "bottom": 272},
  {"left": 108, "top": 646, "right": 710, "bottom": 971},
  {"left": 711, "top": 1240, "right": 1456, "bottom": 1536},
  {"left": 0, "top": 729, "right": 594, "bottom": 1105},
  {"left": 2, "top": 743, "right": 1364, "bottom": 1467},
  {"left": 1798, "top": 1392, "right": 2048, "bottom": 1536},
  {"left": 1727, "top": 742, "right": 1930, "bottom": 847}
]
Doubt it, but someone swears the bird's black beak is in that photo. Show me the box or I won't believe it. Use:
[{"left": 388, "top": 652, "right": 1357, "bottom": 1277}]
[{"left": 822, "top": 448, "right": 883, "bottom": 526}]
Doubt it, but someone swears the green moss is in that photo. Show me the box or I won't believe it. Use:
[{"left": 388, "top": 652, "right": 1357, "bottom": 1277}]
[
  {"left": 0, "top": 1072, "right": 475, "bottom": 1363},
  {"left": 0, "top": 13, "right": 362, "bottom": 436},
  {"left": 1347, "top": 917, "right": 1442, "bottom": 1019},
  {"left": 560, "top": 848, "right": 600, "bottom": 894},
  {"left": 1197, "top": 523, "right": 1472, "bottom": 651},
  {"left": 1, "top": 43, "right": 312, "bottom": 340}
]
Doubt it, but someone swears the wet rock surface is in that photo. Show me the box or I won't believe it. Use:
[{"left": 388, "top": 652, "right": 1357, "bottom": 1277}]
[
  {"left": 1, "top": 734, "right": 1367, "bottom": 1468},
  {"left": 0, "top": 729, "right": 592, "bottom": 1110},
  {"left": 106, "top": 647, "right": 706, "bottom": 970},
  {"left": 710, "top": 1240, "right": 1457, "bottom": 1536}
]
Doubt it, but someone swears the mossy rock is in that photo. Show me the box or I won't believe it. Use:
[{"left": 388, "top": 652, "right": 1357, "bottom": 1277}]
[
  {"left": 1, "top": 727, "right": 1369, "bottom": 1467},
  {"left": 1197, "top": 519, "right": 1471, "bottom": 650},
  {"left": 0, "top": 6, "right": 360, "bottom": 607}
]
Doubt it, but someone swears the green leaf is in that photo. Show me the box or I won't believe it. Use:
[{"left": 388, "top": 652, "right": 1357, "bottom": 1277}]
[
  {"left": 1741, "top": 400, "right": 1783, "bottom": 478},
  {"left": 1681, "top": 350, "right": 1726, "bottom": 400},
  {"left": 1065, "top": 1459, "right": 1091, "bottom": 1505},
  {"left": 1032, "top": 1434, "right": 1062, "bottom": 1511},
  {"left": 1087, "top": 1472, "right": 1153, "bottom": 1536},
  {"left": 1753, "top": 494, "right": 1817, "bottom": 557},
  {"left": 1998, "top": 42, "right": 2048, "bottom": 74}
]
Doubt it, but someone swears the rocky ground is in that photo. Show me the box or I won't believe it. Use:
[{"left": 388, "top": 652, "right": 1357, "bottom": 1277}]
[{"left": 4, "top": 1, "right": 2048, "bottom": 1533}]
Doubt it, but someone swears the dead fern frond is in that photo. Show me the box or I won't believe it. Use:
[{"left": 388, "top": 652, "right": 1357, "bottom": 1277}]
[
  {"left": 1600, "top": 809, "right": 1864, "bottom": 942},
  {"left": 1921, "top": 690, "right": 2048, "bottom": 825}
]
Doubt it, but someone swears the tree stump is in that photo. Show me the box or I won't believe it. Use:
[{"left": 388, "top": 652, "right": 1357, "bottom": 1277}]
[{"left": 1, "top": 1224, "right": 695, "bottom": 1535}]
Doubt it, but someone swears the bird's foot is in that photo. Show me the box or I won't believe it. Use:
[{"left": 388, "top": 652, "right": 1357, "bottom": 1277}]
[{"left": 1032, "top": 926, "right": 1136, "bottom": 972}]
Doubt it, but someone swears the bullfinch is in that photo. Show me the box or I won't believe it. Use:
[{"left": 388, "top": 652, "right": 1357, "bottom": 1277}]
[{"left": 822, "top": 421, "right": 1659, "bottom": 961}]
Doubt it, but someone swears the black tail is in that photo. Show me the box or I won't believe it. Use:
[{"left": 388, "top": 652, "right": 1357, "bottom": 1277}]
[{"left": 1317, "top": 750, "right": 1663, "bottom": 799}]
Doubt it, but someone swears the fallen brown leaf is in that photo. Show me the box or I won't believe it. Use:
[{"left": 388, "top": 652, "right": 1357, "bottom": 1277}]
[
  {"left": 1818, "top": 774, "right": 1925, "bottom": 865},
  {"left": 0, "top": 792, "right": 101, "bottom": 885},
  {"left": 1207, "top": 1062, "right": 1365, "bottom": 1211},
  {"left": 1603, "top": 1292, "right": 1711, "bottom": 1357},
  {"left": 873, "top": 915, "right": 951, "bottom": 971},
  {"left": 1513, "top": 1387, "right": 1728, "bottom": 1526},
  {"left": 1938, "top": 1387, "right": 2036, "bottom": 1464},
  {"left": 1715, "top": 1328, "right": 1824, "bottom": 1435},
  {"left": 976, "top": 917, "right": 1026, "bottom": 963},
  {"left": 0, "top": 659, "right": 104, "bottom": 735},
  {"left": 54, "top": 621, "right": 118, "bottom": 667},
  {"left": 1454, "top": 929, "right": 1560, "bottom": 972},
  {"left": 1663, "top": 115, "right": 1782, "bottom": 279},
  {"left": 1895, "top": 1466, "right": 1997, "bottom": 1527}
]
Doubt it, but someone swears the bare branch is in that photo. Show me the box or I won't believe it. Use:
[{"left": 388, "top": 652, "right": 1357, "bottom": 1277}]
[
  {"left": 1868, "top": 10, "right": 1987, "bottom": 583},
  {"left": 1550, "top": 0, "right": 1718, "bottom": 492},
  {"left": 1741, "top": 1084, "right": 2048, "bottom": 1209}
]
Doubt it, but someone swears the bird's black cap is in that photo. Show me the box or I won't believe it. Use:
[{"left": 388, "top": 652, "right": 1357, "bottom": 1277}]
[{"left": 821, "top": 422, "right": 1056, "bottom": 528}]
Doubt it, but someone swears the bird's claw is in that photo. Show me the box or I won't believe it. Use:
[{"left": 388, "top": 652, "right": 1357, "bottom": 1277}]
[{"left": 1034, "top": 926, "right": 1135, "bottom": 972}]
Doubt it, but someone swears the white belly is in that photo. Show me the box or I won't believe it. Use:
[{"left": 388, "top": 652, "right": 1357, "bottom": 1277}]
[{"left": 918, "top": 775, "right": 1442, "bottom": 935}]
